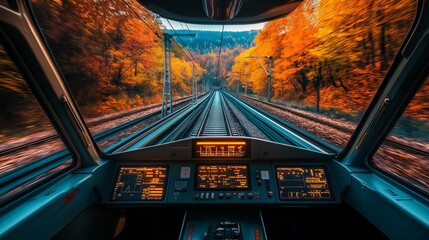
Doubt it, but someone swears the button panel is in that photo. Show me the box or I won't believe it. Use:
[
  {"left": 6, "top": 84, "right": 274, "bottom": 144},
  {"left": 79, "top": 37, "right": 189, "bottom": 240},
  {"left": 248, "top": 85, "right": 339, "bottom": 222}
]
[
  {"left": 107, "top": 162, "right": 338, "bottom": 205},
  {"left": 168, "top": 163, "right": 276, "bottom": 204},
  {"left": 193, "top": 191, "right": 261, "bottom": 201}
]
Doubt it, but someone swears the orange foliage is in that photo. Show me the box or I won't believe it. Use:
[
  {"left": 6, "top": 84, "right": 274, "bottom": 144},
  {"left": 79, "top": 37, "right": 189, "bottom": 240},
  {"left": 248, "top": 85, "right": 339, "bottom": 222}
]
[
  {"left": 31, "top": 0, "right": 203, "bottom": 118},
  {"left": 231, "top": 0, "right": 419, "bottom": 118}
]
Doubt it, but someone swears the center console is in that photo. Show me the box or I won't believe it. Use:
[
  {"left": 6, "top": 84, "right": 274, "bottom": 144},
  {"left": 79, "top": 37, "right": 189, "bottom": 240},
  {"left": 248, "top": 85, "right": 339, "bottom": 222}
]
[
  {"left": 108, "top": 163, "right": 335, "bottom": 205},
  {"left": 104, "top": 137, "right": 339, "bottom": 239},
  {"left": 179, "top": 208, "right": 267, "bottom": 240}
]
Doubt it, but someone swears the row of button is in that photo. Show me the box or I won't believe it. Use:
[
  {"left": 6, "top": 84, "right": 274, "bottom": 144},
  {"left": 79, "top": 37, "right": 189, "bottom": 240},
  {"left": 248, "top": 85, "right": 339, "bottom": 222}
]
[{"left": 194, "top": 191, "right": 273, "bottom": 200}]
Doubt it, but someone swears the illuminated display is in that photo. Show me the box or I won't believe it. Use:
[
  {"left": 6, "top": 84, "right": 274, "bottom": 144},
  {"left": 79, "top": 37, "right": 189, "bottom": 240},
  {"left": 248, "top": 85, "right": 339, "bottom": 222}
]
[
  {"left": 111, "top": 166, "right": 168, "bottom": 201},
  {"left": 276, "top": 167, "right": 332, "bottom": 200},
  {"left": 196, "top": 165, "right": 249, "bottom": 189},
  {"left": 193, "top": 140, "right": 250, "bottom": 158}
]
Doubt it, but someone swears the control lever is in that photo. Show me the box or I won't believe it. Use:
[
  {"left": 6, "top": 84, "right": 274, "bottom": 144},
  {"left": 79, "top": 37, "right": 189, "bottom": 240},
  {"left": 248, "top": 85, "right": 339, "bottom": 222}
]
[
  {"left": 204, "top": 221, "right": 242, "bottom": 240},
  {"left": 220, "top": 221, "right": 237, "bottom": 227}
]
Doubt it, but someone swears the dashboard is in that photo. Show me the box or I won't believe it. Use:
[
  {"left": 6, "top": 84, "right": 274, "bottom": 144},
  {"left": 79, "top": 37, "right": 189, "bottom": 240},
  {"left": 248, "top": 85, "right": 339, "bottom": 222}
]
[{"left": 104, "top": 137, "right": 339, "bottom": 205}]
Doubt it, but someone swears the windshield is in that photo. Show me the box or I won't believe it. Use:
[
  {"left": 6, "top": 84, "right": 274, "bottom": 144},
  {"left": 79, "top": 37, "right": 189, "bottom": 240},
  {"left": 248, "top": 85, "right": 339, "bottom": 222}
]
[{"left": 26, "top": 0, "right": 417, "bottom": 154}]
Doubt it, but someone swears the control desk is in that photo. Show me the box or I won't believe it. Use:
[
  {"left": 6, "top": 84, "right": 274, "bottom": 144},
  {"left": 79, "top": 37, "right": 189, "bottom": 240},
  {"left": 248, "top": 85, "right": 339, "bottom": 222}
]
[{"left": 104, "top": 137, "right": 339, "bottom": 206}]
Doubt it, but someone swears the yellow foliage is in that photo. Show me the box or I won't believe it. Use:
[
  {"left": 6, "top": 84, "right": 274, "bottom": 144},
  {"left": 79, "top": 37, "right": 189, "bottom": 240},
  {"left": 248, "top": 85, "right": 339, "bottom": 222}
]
[{"left": 230, "top": 0, "right": 420, "bottom": 117}]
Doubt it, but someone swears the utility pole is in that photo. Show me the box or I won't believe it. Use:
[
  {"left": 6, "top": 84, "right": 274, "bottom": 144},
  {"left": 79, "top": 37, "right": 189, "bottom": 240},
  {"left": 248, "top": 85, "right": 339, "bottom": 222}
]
[
  {"left": 192, "top": 64, "right": 198, "bottom": 103},
  {"left": 161, "top": 33, "right": 172, "bottom": 118},
  {"left": 161, "top": 33, "right": 195, "bottom": 117},
  {"left": 245, "top": 56, "right": 273, "bottom": 102}
]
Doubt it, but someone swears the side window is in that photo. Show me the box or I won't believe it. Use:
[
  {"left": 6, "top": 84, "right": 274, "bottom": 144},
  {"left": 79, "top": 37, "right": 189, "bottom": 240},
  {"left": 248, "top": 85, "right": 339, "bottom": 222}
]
[
  {"left": 372, "top": 76, "right": 429, "bottom": 195},
  {"left": 0, "top": 43, "right": 73, "bottom": 201}
]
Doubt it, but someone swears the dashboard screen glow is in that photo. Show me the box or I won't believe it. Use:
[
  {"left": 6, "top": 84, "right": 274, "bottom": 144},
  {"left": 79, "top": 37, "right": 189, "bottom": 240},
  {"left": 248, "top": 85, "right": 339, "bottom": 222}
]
[
  {"left": 111, "top": 166, "right": 168, "bottom": 201},
  {"left": 276, "top": 167, "right": 332, "bottom": 200},
  {"left": 194, "top": 140, "right": 249, "bottom": 158},
  {"left": 196, "top": 165, "right": 249, "bottom": 189}
]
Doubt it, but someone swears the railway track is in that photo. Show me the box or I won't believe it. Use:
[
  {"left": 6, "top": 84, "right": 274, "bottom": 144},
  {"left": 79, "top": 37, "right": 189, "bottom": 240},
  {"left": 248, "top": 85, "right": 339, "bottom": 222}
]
[
  {"left": 239, "top": 95, "right": 428, "bottom": 157},
  {"left": 191, "top": 91, "right": 240, "bottom": 137},
  {"left": 122, "top": 91, "right": 247, "bottom": 149},
  {"left": 223, "top": 92, "right": 330, "bottom": 153},
  {"left": 3, "top": 91, "right": 423, "bottom": 186},
  {"left": 2, "top": 91, "right": 353, "bottom": 162},
  {"left": 1, "top": 90, "right": 338, "bottom": 179},
  {"left": 134, "top": 91, "right": 331, "bottom": 153},
  {"left": 1, "top": 91, "right": 347, "bottom": 160},
  {"left": 0, "top": 96, "right": 195, "bottom": 157},
  {"left": 111, "top": 93, "right": 215, "bottom": 151},
  {"left": 0, "top": 96, "right": 204, "bottom": 178}
]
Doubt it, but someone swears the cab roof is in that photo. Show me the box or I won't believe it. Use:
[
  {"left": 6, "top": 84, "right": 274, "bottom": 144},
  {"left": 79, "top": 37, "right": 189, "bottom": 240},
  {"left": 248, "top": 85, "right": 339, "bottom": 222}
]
[{"left": 138, "top": 0, "right": 303, "bottom": 24}]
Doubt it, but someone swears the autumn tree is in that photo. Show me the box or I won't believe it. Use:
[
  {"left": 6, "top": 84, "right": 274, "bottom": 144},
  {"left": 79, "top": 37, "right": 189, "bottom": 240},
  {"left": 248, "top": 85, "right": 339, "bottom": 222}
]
[
  {"left": 231, "top": 0, "right": 417, "bottom": 115},
  {"left": 31, "top": 0, "right": 203, "bottom": 117}
]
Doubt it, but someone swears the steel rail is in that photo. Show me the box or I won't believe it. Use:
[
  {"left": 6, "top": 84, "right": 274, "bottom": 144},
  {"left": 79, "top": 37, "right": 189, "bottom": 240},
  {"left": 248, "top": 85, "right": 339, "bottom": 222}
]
[
  {"left": 0, "top": 96, "right": 194, "bottom": 156},
  {"left": 223, "top": 92, "right": 329, "bottom": 153},
  {"left": 240, "top": 95, "right": 428, "bottom": 157},
  {"left": 112, "top": 93, "right": 214, "bottom": 152},
  {"left": 196, "top": 93, "right": 217, "bottom": 137},
  {"left": 223, "top": 93, "right": 295, "bottom": 145},
  {"left": 196, "top": 91, "right": 239, "bottom": 137},
  {"left": 199, "top": 91, "right": 232, "bottom": 137},
  {"left": 144, "top": 93, "right": 215, "bottom": 145},
  {"left": 222, "top": 93, "right": 250, "bottom": 137},
  {"left": 149, "top": 91, "right": 242, "bottom": 144},
  {"left": 219, "top": 92, "right": 233, "bottom": 136}
]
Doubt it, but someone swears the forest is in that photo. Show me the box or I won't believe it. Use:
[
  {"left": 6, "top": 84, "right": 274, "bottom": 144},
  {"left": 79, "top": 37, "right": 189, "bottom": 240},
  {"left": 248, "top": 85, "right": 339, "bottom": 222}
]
[
  {"left": 168, "top": 30, "right": 257, "bottom": 55},
  {"left": 228, "top": 0, "right": 427, "bottom": 123},
  {"left": 1, "top": 0, "right": 427, "bottom": 139},
  {"left": 29, "top": 0, "right": 207, "bottom": 118},
  {"left": 165, "top": 30, "right": 257, "bottom": 89},
  {"left": 24, "top": 0, "right": 256, "bottom": 119}
]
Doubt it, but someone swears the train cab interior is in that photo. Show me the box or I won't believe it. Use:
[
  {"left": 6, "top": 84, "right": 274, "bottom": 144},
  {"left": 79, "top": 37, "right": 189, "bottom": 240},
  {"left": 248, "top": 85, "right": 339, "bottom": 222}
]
[{"left": 0, "top": 0, "right": 428, "bottom": 239}]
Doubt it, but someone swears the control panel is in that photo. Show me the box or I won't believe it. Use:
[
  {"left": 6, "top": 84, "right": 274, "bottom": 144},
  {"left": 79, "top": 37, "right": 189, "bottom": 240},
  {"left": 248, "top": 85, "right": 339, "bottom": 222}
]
[
  {"left": 193, "top": 139, "right": 250, "bottom": 158},
  {"left": 110, "top": 166, "right": 168, "bottom": 201},
  {"left": 107, "top": 163, "right": 336, "bottom": 204},
  {"left": 196, "top": 165, "right": 249, "bottom": 190},
  {"left": 276, "top": 166, "right": 333, "bottom": 200},
  {"left": 169, "top": 162, "right": 275, "bottom": 204}
]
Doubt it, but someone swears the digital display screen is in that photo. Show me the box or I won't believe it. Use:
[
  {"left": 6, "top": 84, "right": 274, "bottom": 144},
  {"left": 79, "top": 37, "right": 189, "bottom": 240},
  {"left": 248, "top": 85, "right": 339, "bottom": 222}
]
[
  {"left": 196, "top": 165, "right": 249, "bottom": 190},
  {"left": 111, "top": 166, "right": 168, "bottom": 201},
  {"left": 193, "top": 140, "right": 250, "bottom": 158},
  {"left": 276, "top": 167, "right": 332, "bottom": 200}
]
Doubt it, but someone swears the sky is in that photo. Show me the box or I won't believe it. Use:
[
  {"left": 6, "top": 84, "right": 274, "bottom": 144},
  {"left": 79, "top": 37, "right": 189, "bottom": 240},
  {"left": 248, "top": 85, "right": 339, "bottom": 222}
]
[{"left": 160, "top": 18, "right": 266, "bottom": 32}]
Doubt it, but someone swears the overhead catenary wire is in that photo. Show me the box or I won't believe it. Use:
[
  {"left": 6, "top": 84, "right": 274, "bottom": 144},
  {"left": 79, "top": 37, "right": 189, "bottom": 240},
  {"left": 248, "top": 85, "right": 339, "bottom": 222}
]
[
  {"left": 164, "top": 19, "right": 205, "bottom": 103},
  {"left": 166, "top": 19, "right": 199, "bottom": 66},
  {"left": 126, "top": 0, "right": 202, "bottom": 74},
  {"left": 216, "top": 25, "right": 225, "bottom": 81}
]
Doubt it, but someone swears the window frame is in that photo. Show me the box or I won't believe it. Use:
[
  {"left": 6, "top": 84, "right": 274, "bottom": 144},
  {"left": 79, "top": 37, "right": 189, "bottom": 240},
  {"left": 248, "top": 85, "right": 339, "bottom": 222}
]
[
  {"left": 0, "top": 33, "right": 77, "bottom": 205},
  {"left": 368, "top": 70, "right": 429, "bottom": 197},
  {"left": 0, "top": 4, "right": 89, "bottom": 205},
  {"left": 24, "top": 0, "right": 116, "bottom": 160},
  {"left": 335, "top": 0, "right": 428, "bottom": 197},
  {"left": 336, "top": 0, "right": 423, "bottom": 161}
]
